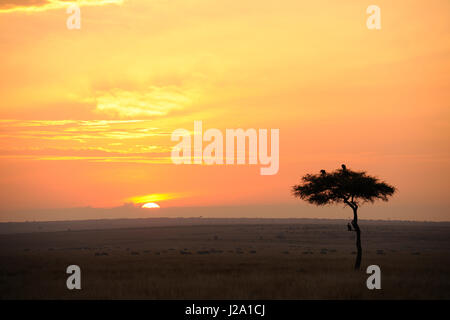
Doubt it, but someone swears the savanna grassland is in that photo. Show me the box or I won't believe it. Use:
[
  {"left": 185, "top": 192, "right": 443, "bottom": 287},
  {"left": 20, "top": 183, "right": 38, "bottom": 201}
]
[{"left": 0, "top": 219, "right": 449, "bottom": 299}]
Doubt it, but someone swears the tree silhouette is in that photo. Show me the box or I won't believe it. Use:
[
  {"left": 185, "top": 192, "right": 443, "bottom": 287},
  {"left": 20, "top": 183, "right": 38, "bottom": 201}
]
[{"left": 291, "top": 164, "right": 396, "bottom": 269}]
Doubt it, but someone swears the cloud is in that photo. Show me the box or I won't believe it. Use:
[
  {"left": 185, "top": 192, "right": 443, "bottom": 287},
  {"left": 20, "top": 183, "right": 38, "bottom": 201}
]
[
  {"left": 93, "top": 86, "right": 195, "bottom": 118},
  {"left": 0, "top": 119, "right": 173, "bottom": 163},
  {"left": 0, "top": 119, "right": 173, "bottom": 142},
  {"left": 126, "top": 193, "right": 185, "bottom": 204},
  {"left": 0, "top": 0, "right": 123, "bottom": 13}
]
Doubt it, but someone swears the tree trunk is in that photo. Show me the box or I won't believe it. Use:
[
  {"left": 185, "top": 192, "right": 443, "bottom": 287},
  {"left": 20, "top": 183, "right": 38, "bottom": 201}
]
[{"left": 351, "top": 206, "right": 362, "bottom": 270}]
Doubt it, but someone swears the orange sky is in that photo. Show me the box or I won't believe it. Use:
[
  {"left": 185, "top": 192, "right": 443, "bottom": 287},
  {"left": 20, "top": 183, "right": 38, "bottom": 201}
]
[{"left": 0, "top": 0, "right": 449, "bottom": 222}]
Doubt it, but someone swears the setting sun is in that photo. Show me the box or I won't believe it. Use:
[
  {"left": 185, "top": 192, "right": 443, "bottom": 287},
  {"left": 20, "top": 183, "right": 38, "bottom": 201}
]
[{"left": 141, "top": 202, "right": 160, "bottom": 209}]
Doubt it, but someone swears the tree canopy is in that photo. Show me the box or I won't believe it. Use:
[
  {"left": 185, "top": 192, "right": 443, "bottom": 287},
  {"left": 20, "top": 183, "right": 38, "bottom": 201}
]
[{"left": 291, "top": 165, "right": 396, "bottom": 208}]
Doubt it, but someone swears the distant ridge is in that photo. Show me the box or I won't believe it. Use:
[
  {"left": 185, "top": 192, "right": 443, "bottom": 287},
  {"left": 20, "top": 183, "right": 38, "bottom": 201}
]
[{"left": 0, "top": 217, "right": 447, "bottom": 235}]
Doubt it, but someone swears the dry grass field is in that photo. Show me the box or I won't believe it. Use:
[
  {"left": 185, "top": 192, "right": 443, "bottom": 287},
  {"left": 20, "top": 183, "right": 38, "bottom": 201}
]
[{"left": 0, "top": 219, "right": 449, "bottom": 299}]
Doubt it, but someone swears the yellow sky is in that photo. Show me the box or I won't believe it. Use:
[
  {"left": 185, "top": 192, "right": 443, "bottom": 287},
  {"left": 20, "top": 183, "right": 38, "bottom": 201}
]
[{"left": 0, "top": 0, "right": 449, "bottom": 221}]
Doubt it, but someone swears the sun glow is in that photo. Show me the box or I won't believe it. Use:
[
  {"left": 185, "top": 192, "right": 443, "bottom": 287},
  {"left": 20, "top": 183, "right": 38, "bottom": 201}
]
[
  {"left": 128, "top": 193, "right": 179, "bottom": 204},
  {"left": 141, "top": 202, "right": 160, "bottom": 209}
]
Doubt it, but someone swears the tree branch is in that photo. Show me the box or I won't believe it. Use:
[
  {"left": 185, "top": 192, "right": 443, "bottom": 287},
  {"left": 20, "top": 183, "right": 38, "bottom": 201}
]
[{"left": 343, "top": 199, "right": 355, "bottom": 210}]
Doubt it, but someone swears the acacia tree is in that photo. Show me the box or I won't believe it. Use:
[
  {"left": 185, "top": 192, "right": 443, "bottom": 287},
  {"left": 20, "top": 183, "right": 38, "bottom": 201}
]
[{"left": 291, "top": 164, "right": 396, "bottom": 270}]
